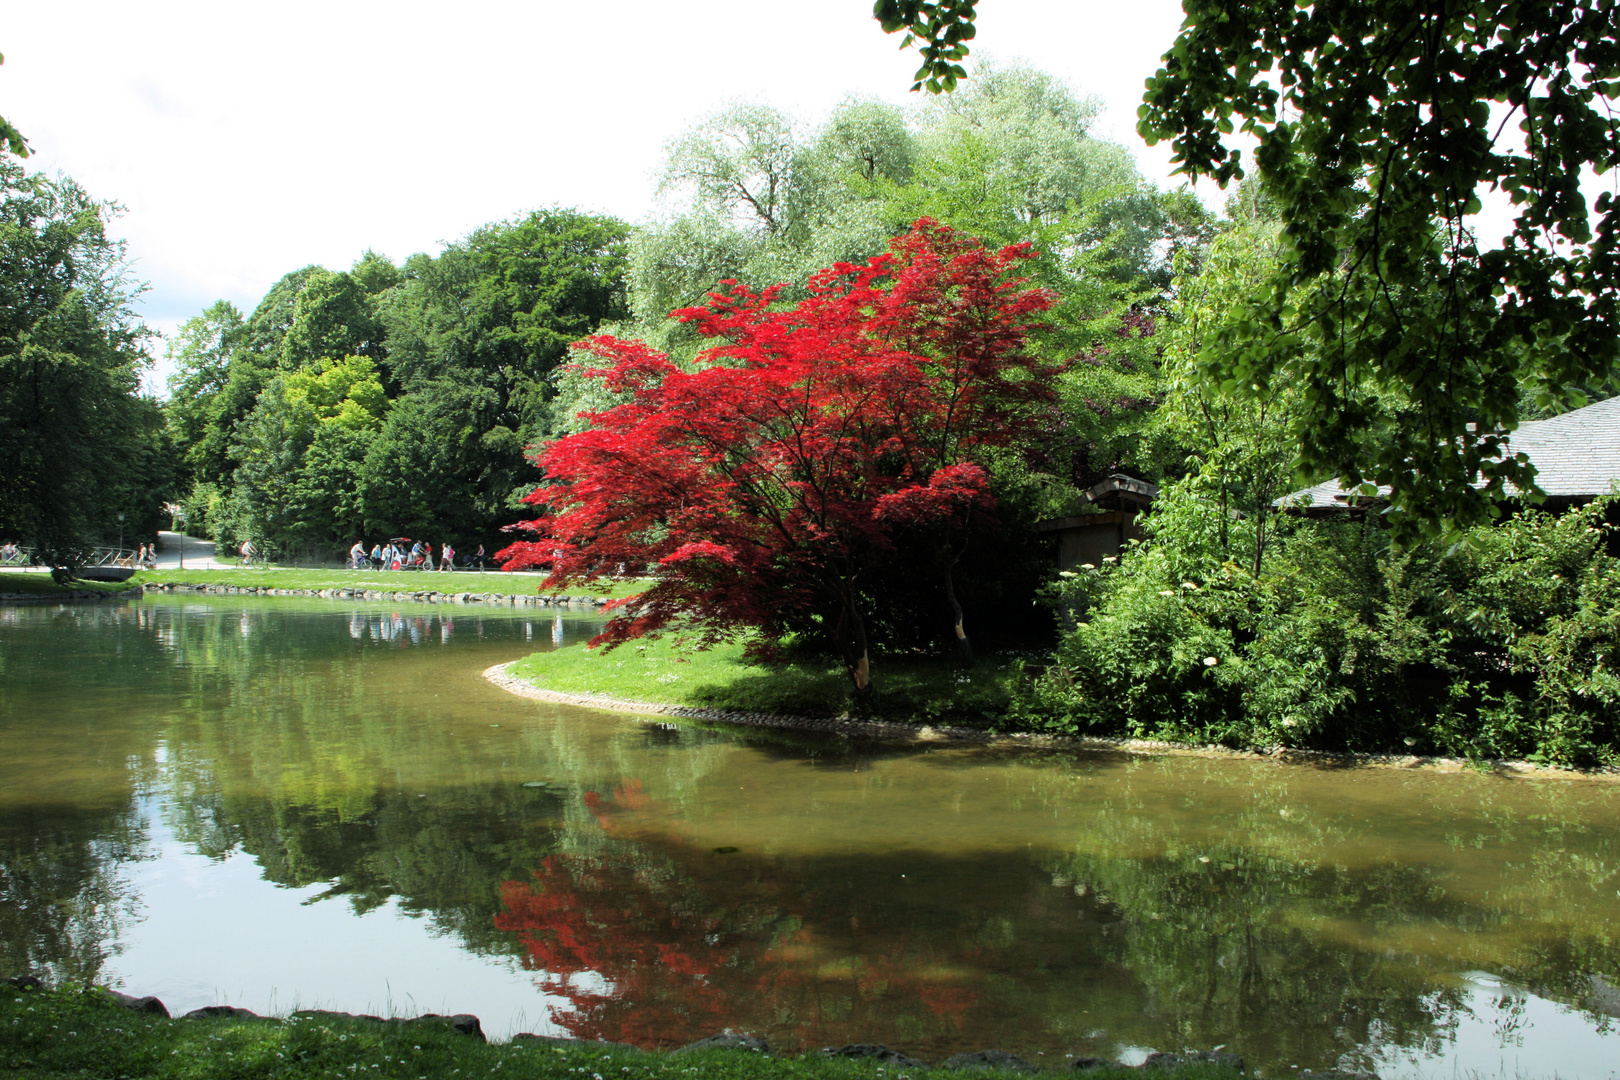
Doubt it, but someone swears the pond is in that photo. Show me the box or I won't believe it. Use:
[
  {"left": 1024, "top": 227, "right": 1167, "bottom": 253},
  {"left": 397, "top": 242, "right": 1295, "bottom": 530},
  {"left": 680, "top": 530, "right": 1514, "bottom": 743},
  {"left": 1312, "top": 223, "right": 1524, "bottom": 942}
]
[{"left": 1, "top": 596, "right": 1618, "bottom": 1079}]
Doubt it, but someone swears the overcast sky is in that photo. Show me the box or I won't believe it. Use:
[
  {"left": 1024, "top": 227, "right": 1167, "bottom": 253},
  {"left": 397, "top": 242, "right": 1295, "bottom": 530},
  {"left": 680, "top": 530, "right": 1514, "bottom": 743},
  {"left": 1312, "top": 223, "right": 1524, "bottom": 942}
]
[{"left": 5, "top": 0, "right": 1197, "bottom": 381}]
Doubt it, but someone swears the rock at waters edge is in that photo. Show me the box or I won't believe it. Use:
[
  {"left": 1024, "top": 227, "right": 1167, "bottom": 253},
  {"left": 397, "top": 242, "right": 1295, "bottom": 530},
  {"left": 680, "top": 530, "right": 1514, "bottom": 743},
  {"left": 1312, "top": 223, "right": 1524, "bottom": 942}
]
[
  {"left": 1070, "top": 1058, "right": 1117, "bottom": 1071},
  {"left": 942, "top": 1049, "right": 1036, "bottom": 1072},
  {"left": 183, "top": 1005, "right": 261, "bottom": 1020},
  {"left": 394, "top": 1013, "right": 485, "bottom": 1040},
  {"left": 3, "top": 974, "right": 43, "bottom": 992},
  {"left": 98, "top": 988, "right": 170, "bottom": 1016},
  {"left": 674, "top": 1032, "right": 772, "bottom": 1054},
  {"left": 290, "top": 1009, "right": 483, "bottom": 1040},
  {"left": 818, "top": 1044, "right": 930, "bottom": 1069},
  {"left": 1299, "top": 1072, "right": 1379, "bottom": 1080}
]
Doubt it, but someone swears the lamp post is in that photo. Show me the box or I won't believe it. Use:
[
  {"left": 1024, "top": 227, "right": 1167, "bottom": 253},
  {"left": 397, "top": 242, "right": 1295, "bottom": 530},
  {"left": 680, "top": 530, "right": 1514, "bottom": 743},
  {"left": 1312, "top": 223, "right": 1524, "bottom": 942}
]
[{"left": 117, "top": 513, "right": 124, "bottom": 561}]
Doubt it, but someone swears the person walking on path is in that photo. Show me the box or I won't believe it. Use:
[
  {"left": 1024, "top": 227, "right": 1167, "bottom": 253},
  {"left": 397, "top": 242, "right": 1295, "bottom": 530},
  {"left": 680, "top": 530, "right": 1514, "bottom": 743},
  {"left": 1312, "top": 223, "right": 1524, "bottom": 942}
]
[
  {"left": 474, "top": 543, "right": 486, "bottom": 571},
  {"left": 439, "top": 542, "right": 454, "bottom": 571}
]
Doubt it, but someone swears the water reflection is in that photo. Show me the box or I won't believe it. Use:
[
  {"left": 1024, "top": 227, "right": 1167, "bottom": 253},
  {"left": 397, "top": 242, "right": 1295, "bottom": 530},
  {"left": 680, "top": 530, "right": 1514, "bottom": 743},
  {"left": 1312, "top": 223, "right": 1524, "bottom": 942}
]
[{"left": 0, "top": 597, "right": 1618, "bottom": 1078}]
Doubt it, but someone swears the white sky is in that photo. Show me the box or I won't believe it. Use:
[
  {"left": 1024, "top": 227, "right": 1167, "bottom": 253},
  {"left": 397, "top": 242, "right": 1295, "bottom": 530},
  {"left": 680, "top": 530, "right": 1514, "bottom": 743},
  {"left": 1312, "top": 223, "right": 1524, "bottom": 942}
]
[{"left": 4, "top": 0, "right": 1196, "bottom": 378}]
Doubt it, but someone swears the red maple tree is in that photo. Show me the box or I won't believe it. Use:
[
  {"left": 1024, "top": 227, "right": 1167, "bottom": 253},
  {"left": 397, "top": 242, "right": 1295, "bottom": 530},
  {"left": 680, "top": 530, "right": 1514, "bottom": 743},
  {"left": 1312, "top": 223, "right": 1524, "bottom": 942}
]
[{"left": 498, "top": 220, "right": 1060, "bottom": 693}]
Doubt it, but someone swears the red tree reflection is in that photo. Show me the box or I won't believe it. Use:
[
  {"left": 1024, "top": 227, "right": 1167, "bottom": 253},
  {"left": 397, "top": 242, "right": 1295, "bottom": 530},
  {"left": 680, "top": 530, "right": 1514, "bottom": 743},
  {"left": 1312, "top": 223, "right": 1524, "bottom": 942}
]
[{"left": 494, "top": 780, "right": 983, "bottom": 1051}]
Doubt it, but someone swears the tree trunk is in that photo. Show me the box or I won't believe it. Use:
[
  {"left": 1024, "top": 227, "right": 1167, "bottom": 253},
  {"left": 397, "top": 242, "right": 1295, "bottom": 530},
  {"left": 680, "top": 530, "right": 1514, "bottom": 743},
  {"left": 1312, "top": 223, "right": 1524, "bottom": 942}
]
[
  {"left": 944, "top": 562, "right": 974, "bottom": 664},
  {"left": 836, "top": 585, "right": 875, "bottom": 700}
]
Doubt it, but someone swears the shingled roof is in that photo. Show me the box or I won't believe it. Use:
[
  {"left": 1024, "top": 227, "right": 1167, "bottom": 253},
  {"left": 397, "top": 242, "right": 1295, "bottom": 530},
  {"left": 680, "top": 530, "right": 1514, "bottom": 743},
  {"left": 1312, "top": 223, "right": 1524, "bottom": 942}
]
[{"left": 1279, "top": 393, "right": 1620, "bottom": 511}]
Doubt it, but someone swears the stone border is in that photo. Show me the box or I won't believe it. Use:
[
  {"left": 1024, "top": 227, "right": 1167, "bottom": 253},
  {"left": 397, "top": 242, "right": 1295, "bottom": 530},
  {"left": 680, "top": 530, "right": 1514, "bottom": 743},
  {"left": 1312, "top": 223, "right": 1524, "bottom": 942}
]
[
  {"left": 485, "top": 662, "right": 1620, "bottom": 781},
  {"left": 148, "top": 581, "right": 612, "bottom": 608},
  {"left": 0, "top": 586, "right": 143, "bottom": 605}
]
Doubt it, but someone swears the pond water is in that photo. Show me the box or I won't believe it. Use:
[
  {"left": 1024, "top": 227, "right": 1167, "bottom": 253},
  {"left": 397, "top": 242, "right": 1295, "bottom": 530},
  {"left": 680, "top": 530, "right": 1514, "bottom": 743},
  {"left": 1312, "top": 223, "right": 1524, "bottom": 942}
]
[{"left": 1, "top": 596, "right": 1618, "bottom": 1079}]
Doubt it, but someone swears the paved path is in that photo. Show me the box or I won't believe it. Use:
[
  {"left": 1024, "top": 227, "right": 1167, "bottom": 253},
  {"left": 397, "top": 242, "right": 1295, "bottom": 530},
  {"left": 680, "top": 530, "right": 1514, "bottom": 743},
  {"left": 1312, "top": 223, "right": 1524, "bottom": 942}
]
[{"left": 157, "top": 531, "right": 229, "bottom": 569}]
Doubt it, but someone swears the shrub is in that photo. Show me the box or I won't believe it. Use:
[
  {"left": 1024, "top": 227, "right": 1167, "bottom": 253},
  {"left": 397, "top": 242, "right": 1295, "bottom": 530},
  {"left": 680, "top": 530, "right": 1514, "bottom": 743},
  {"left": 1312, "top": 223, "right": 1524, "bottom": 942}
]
[{"left": 1015, "top": 481, "right": 1620, "bottom": 767}]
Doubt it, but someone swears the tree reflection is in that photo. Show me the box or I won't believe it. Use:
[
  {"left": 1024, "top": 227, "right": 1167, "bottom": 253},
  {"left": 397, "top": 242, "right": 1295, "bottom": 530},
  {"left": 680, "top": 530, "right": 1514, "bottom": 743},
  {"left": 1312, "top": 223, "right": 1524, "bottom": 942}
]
[{"left": 0, "top": 801, "right": 148, "bottom": 985}]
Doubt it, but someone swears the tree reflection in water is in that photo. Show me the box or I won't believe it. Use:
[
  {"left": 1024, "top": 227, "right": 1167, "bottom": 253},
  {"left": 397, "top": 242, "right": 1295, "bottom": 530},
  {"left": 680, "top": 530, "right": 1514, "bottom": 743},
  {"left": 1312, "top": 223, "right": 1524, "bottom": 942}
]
[{"left": 494, "top": 763, "right": 1620, "bottom": 1069}]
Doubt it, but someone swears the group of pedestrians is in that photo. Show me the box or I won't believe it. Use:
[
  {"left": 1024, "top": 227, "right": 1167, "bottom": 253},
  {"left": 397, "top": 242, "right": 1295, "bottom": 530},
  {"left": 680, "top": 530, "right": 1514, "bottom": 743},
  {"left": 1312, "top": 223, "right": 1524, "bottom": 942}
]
[{"left": 347, "top": 539, "right": 486, "bottom": 572}]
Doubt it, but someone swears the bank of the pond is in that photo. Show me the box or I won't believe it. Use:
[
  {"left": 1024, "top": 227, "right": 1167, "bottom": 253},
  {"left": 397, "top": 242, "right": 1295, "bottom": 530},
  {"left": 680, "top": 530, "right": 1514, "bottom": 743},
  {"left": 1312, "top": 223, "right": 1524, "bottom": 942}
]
[
  {"left": 136, "top": 569, "right": 649, "bottom": 607},
  {"left": 0, "top": 980, "right": 1268, "bottom": 1080},
  {"left": 492, "top": 645, "right": 1620, "bottom": 781},
  {"left": 0, "top": 570, "right": 143, "bottom": 604},
  {"left": 500, "top": 636, "right": 1017, "bottom": 728}
]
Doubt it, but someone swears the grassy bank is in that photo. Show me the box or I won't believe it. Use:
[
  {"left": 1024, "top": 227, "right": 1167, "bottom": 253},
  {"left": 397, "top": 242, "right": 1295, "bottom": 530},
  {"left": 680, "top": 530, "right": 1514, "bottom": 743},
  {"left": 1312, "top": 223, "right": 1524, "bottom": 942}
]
[
  {"left": 0, "top": 984, "right": 1242, "bottom": 1080},
  {"left": 137, "top": 568, "right": 650, "bottom": 600},
  {"left": 0, "top": 571, "right": 142, "bottom": 597},
  {"left": 507, "top": 636, "right": 1022, "bottom": 726}
]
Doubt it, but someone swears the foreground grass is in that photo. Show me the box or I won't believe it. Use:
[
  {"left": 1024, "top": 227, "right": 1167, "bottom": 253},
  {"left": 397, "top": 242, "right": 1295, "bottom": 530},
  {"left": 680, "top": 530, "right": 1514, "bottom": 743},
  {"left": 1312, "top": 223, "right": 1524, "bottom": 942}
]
[
  {"left": 137, "top": 568, "right": 650, "bottom": 600},
  {"left": 0, "top": 571, "right": 141, "bottom": 596},
  {"left": 0, "top": 985, "right": 1238, "bottom": 1080},
  {"left": 508, "top": 636, "right": 1022, "bottom": 726}
]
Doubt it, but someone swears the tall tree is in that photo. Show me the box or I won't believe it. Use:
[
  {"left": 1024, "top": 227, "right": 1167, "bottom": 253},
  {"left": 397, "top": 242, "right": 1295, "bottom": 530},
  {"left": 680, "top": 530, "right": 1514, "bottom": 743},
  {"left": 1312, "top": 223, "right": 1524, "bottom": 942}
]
[
  {"left": 165, "top": 300, "right": 246, "bottom": 491},
  {"left": 371, "top": 208, "right": 630, "bottom": 539},
  {"left": 0, "top": 161, "right": 168, "bottom": 576}
]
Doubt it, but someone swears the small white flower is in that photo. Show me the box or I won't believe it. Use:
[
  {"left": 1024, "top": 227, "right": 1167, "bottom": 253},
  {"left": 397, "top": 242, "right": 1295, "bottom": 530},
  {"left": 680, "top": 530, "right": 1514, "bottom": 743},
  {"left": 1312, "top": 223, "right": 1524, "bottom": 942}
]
[
  {"left": 1180, "top": 581, "right": 1200, "bottom": 590},
  {"left": 1079, "top": 562, "right": 1097, "bottom": 570},
  {"left": 1281, "top": 717, "right": 1297, "bottom": 727},
  {"left": 1159, "top": 589, "right": 1176, "bottom": 597},
  {"left": 1202, "top": 656, "right": 1219, "bottom": 667},
  {"left": 1103, "top": 556, "right": 1118, "bottom": 563},
  {"left": 1059, "top": 570, "right": 1078, "bottom": 578}
]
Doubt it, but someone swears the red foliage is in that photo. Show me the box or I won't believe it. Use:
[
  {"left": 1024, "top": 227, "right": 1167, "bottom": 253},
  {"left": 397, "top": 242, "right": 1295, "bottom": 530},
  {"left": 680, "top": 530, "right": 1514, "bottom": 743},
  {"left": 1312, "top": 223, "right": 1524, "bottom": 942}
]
[{"left": 498, "top": 221, "right": 1059, "bottom": 686}]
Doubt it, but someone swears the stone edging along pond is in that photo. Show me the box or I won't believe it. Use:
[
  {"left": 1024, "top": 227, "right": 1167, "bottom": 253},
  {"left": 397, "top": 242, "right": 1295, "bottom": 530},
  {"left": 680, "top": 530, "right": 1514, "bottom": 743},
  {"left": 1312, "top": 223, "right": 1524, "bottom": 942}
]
[
  {"left": 484, "top": 663, "right": 1620, "bottom": 782},
  {"left": 2, "top": 582, "right": 614, "bottom": 608},
  {"left": 0, "top": 587, "right": 141, "bottom": 604},
  {"left": 147, "top": 581, "right": 613, "bottom": 607}
]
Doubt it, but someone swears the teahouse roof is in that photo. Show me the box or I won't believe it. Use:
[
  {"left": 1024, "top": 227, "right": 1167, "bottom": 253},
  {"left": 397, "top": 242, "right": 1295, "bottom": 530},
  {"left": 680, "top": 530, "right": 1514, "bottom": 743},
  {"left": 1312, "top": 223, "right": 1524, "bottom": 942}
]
[{"left": 1279, "top": 393, "right": 1620, "bottom": 511}]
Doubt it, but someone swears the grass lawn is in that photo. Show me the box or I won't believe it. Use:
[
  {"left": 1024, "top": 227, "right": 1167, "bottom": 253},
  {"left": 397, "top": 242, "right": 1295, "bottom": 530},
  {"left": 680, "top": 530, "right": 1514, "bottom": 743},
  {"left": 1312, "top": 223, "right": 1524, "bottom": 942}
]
[
  {"left": 0, "top": 985, "right": 1242, "bottom": 1080},
  {"left": 0, "top": 570, "right": 141, "bottom": 596},
  {"left": 508, "top": 635, "right": 1024, "bottom": 726},
  {"left": 137, "top": 568, "right": 651, "bottom": 599}
]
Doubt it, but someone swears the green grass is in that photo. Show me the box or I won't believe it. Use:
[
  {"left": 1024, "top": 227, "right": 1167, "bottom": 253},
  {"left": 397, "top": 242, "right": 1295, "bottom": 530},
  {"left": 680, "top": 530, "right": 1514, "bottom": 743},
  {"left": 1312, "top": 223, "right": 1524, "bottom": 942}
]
[
  {"left": 137, "top": 568, "right": 650, "bottom": 600},
  {"left": 0, "top": 985, "right": 1241, "bottom": 1080},
  {"left": 508, "top": 636, "right": 1023, "bottom": 726},
  {"left": 0, "top": 571, "right": 141, "bottom": 596}
]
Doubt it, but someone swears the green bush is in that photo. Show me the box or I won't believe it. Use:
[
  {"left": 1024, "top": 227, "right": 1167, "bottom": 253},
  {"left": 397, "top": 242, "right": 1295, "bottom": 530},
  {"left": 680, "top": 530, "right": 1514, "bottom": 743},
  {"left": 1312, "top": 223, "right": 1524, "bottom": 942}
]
[{"left": 1014, "top": 482, "right": 1620, "bottom": 767}]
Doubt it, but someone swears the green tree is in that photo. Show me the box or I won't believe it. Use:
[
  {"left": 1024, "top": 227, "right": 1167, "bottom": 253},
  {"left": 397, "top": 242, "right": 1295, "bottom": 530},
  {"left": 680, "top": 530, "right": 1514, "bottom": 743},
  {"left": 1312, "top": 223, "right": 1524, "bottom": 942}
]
[
  {"left": 1160, "top": 222, "right": 1303, "bottom": 574},
  {"left": 0, "top": 161, "right": 170, "bottom": 577},
  {"left": 372, "top": 208, "right": 629, "bottom": 542},
  {"left": 164, "top": 300, "right": 247, "bottom": 492},
  {"left": 216, "top": 357, "right": 388, "bottom": 555},
  {"left": 1135, "top": 0, "right": 1620, "bottom": 536}
]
